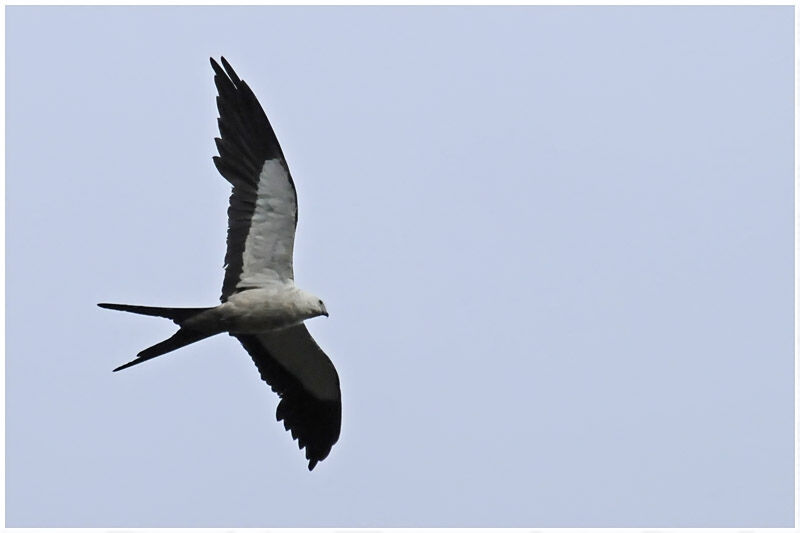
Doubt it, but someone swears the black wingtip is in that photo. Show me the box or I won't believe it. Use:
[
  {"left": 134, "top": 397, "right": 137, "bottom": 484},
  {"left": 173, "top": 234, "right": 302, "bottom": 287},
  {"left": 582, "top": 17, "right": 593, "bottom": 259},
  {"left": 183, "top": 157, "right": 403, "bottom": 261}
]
[
  {"left": 210, "top": 56, "right": 240, "bottom": 84},
  {"left": 220, "top": 56, "right": 240, "bottom": 85},
  {"left": 210, "top": 57, "right": 225, "bottom": 78}
]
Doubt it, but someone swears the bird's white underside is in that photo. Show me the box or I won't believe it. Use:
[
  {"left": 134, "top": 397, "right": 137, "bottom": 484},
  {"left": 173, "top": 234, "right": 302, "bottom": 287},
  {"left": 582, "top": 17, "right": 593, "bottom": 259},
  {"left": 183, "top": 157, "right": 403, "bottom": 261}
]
[{"left": 182, "top": 286, "right": 337, "bottom": 400}]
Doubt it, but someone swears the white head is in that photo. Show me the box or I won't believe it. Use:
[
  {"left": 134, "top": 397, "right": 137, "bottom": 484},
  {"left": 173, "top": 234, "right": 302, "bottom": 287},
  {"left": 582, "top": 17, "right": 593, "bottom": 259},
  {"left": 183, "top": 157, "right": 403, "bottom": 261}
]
[{"left": 295, "top": 288, "right": 329, "bottom": 319}]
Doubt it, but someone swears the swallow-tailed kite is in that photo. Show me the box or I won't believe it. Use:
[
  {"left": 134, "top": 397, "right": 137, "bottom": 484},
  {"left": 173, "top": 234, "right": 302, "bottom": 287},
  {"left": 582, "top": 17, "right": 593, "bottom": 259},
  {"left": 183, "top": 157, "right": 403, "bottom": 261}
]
[{"left": 99, "top": 57, "right": 340, "bottom": 471}]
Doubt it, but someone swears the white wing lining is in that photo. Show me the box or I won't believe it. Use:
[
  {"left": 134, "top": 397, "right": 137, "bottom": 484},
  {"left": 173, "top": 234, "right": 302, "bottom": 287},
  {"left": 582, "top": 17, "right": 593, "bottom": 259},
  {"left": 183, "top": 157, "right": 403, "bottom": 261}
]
[{"left": 238, "top": 158, "right": 297, "bottom": 287}]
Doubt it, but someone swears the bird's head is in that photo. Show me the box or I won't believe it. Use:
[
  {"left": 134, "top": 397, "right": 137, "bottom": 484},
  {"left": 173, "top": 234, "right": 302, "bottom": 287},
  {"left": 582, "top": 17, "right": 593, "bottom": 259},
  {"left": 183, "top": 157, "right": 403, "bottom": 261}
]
[{"left": 296, "top": 289, "right": 329, "bottom": 319}]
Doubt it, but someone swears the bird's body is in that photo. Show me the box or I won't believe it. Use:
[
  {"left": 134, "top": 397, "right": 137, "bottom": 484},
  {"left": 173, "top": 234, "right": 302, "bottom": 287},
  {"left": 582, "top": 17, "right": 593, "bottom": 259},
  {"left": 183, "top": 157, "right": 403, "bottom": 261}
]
[
  {"left": 99, "top": 57, "right": 341, "bottom": 471},
  {"left": 185, "top": 286, "right": 328, "bottom": 334}
]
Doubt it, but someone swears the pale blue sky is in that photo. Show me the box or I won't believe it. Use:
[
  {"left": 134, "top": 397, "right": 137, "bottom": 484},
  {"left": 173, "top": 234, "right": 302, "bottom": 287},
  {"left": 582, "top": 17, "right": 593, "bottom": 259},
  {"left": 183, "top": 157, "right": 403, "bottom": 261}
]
[{"left": 6, "top": 6, "right": 794, "bottom": 527}]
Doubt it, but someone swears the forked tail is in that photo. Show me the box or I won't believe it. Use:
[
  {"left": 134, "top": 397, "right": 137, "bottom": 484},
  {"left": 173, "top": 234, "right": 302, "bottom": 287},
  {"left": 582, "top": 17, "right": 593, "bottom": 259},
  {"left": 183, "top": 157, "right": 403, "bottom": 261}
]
[{"left": 98, "top": 302, "right": 216, "bottom": 372}]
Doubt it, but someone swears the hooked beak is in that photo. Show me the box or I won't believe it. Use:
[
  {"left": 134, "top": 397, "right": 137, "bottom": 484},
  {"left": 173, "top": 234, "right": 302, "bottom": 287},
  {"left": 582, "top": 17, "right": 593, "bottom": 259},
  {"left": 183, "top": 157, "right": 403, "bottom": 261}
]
[{"left": 321, "top": 304, "right": 329, "bottom": 317}]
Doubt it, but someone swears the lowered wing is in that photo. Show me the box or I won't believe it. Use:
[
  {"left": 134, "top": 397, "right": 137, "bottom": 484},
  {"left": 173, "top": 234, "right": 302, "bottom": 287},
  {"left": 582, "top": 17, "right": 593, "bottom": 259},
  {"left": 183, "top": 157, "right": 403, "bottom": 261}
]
[
  {"left": 211, "top": 57, "right": 298, "bottom": 301},
  {"left": 236, "top": 325, "right": 342, "bottom": 470}
]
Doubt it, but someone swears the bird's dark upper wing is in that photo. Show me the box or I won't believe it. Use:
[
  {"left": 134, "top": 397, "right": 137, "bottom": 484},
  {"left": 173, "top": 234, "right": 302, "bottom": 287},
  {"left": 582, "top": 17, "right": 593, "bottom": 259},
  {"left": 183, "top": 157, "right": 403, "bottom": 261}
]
[
  {"left": 210, "top": 57, "right": 298, "bottom": 301},
  {"left": 235, "top": 325, "right": 341, "bottom": 470}
]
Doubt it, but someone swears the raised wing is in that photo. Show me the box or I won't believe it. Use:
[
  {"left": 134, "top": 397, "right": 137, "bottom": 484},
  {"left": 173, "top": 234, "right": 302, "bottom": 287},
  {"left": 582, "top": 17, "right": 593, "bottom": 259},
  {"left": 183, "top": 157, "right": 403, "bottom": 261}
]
[
  {"left": 236, "top": 325, "right": 341, "bottom": 470},
  {"left": 211, "top": 57, "right": 298, "bottom": 301}
]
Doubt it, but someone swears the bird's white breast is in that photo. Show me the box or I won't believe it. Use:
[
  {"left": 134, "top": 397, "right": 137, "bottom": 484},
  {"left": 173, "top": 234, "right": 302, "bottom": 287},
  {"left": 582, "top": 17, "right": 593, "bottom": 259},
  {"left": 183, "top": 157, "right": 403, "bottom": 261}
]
[{"left": 218, "top": 286, "right": 309, "bottom": 334}]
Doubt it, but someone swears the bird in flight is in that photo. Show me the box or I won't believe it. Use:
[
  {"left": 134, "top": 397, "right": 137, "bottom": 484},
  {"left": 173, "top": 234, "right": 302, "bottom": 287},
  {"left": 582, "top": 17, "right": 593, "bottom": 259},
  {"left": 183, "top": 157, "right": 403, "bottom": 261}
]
[{"left": 99, "top": 57, "right": 341, "bottom": 471}]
